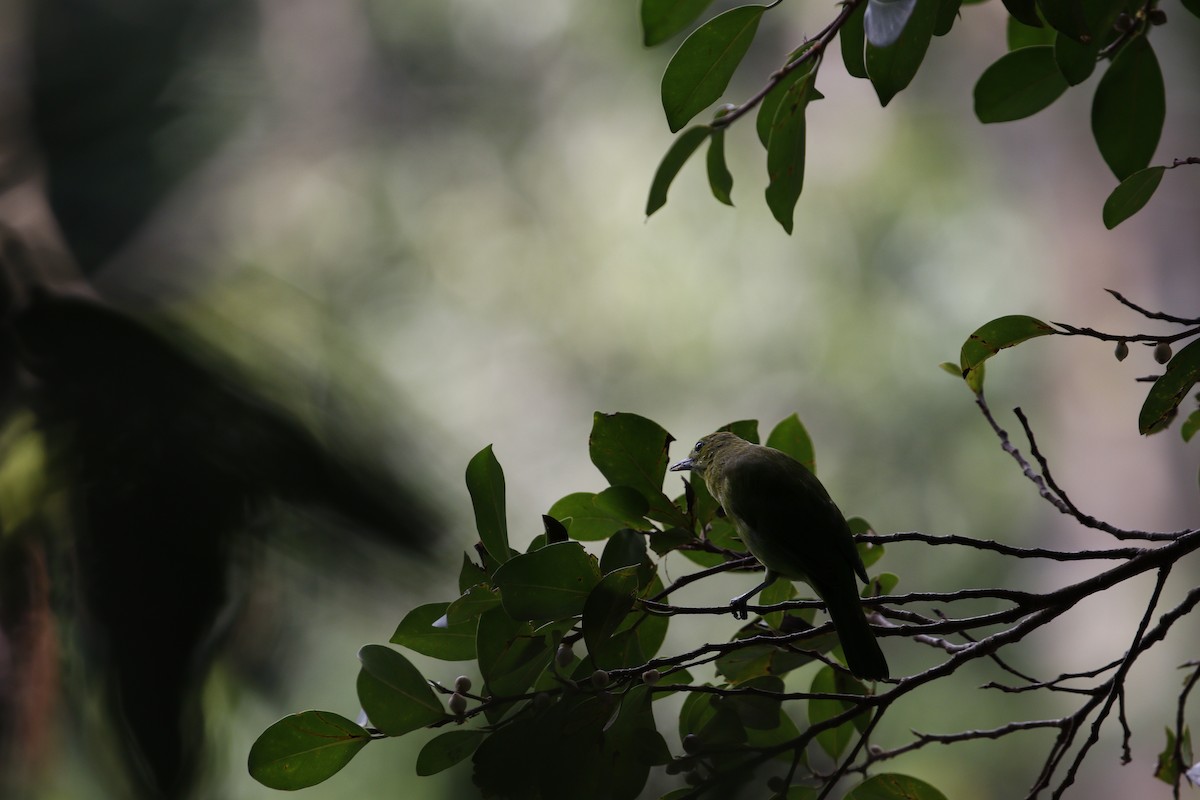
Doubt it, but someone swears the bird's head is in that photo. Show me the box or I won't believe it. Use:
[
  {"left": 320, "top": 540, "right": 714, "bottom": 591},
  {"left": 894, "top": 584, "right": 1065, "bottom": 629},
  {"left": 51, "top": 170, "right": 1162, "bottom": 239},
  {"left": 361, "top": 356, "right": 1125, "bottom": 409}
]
[{"left": 669, "top": 431, "right": 748, "bottom": 477}]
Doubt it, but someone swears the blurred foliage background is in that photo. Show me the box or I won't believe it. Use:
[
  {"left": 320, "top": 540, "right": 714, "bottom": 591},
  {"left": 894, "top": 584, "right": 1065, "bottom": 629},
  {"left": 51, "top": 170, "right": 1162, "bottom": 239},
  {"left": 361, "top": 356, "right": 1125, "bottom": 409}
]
[{"left": 1, "top": 0, "right": 1197, "bottom": 798}]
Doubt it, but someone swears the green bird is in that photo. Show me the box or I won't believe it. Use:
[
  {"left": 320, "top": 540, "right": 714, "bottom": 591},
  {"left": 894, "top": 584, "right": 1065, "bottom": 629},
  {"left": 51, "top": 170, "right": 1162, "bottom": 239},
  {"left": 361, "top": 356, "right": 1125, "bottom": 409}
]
[{"left": 670, "top": 432, "right": 889, "bottom": 680}]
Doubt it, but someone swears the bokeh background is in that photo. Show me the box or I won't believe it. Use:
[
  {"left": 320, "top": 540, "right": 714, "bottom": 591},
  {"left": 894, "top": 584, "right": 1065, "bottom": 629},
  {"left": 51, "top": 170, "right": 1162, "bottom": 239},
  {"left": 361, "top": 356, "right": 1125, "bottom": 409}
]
[{"left": 1, "top": 1, "right": 1197, "bottom": 798}]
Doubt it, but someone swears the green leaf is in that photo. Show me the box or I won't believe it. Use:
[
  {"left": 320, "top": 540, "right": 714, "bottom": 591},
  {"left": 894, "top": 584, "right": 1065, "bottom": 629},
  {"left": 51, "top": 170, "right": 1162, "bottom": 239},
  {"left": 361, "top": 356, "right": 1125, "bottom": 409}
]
[
  {"left": 466, "top": 445, "right": 510, "bottom": 565},
  {"left": 844, "top": 773, "right": 950, "bottom": 799},
  {"left": 390, "top": 602, "right": 477, "bottom": 661},
  {"left": 357, "top": 645, "right": 446, "bottom": 737},
  {"left": 840, "top": 0, "right": 869, "bottom": 79},
  {"left": 1037, "top": 0, "right": 1090, "bottom": 42},
  {"left": 720, "top": 419, "right": 761, "bottom": 442},
  {"left": 1092, "top": 35, "right": 1165, "bottom": 180},
  {"left": 1154, "top": 726, "right": 1193, "bottom": 785},
  {"left": 765, "top": 72, "right": 816, "bottom": 234},
  {"left": 933, "top": 0, "right": 964, "bottom": 36},
  {"left": 809, "top": 666, "right": 869, "bottom": 759},
  {"left": 865, "top": 0, "right": 919, "bottom": 48},
  {"left": 724, "top": 675, "right": 785, "bottom": 730},
  {"left": 1007, "top": 18, "right": 1055, "bottom": 49},
  {"left": 1181, "top": 409, "right": 1200, "bottom": 443},
  {"left": 646, "top": 126, "right": 712, "bottom": 217},
  {"left": 1139, "top": 338, "right": 1200, "bottom": 435},
  {"left": 753, "top": 46, "right": 820, "bottom": 146},
  {"left": 660, "top": 5, "right": 768, "bottom": 132},
  {"left": 706, "top": 128, "right": 734, "bottom": 205},
  {"left": 446, "top": 584, "right": 502, "bottom": 625},
  {"left": 603, "top": 686, "right": 670, "bottom": 799},
  {"left": 1038, "top": 0, "right": 1125, "bottom": 44},
  {"left": 416, "top": 729, "right": 488, "bottom": 777},
  {"left": 1102, "top": 165, "right": 1165, "bottom": 229},
  {"left": 1184, "top": 0, "right": 1200, "bottom": 19},
  {"left": 760, "top": 576, "right": 796, "bottom": 631},
  {"left": 1001, "top": 0, "right": 1043, "bottom": 28},
  {"left": 493, "top": 541, "right": 602, "bottom": 620},
  {"left": 248, "top": 711, "right": 370, "bottom": 790},
  {"left": 974, "top": 47, "right": 1068, "bottom": 123},
  {"left": 459, "top": 551, "right": 489, "bottom": 592},
  {"left": 960, "top": 314, "right": 1056, "bottom": 390},
  {"left": 865, "top": 0, "right": 938, "bottom": 106},
  {"left": 583, "top": 566, "right": 640, "bottom": 656},
  {"left": 766, "top": 413, "right": 816, "bottom": 474},
  {"left": 1053, "top": 31, "right": 1098, "bottom": 85},
  {"left": 600, "top": 529, "right": 654, "bottom": 585},
  {"left": 590, "top": 412, "right": 688, "bottom": 527},
  {"left": 641, "top": 0, "right": 717, "bottom": 46},
  {"left": 548, "top": 486, "right": 650, "bottom": 542},
  {"left": 476, "top": 608, "right": 551, "bottom": 702}
]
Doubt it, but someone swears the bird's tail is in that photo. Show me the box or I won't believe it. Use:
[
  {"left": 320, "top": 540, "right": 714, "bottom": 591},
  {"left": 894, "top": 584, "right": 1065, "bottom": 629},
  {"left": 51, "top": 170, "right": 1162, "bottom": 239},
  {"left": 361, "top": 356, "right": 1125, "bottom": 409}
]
[{"left": 824, "top": 587, "right": 889, "bottom": 680}]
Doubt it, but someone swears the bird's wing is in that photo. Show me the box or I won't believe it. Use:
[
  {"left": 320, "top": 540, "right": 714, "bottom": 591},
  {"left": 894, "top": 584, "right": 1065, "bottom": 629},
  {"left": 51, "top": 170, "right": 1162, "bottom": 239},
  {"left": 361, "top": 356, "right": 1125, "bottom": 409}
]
[{"left": 721, "top": 448, "right": 867, "bottom": 587}]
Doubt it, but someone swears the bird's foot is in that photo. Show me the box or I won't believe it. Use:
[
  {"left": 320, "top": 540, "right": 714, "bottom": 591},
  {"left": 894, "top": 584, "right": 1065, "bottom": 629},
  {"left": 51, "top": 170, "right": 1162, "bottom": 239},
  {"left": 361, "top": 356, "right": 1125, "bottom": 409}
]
[{"left": 729, "top": 597, "right": 749, "bottom": 620}]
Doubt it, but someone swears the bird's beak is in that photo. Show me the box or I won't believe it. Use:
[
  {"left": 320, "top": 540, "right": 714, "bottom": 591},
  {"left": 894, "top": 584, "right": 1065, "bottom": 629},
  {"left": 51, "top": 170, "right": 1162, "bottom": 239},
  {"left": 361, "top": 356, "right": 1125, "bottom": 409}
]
[{"left": 669, "top": 458, "right": 693, "bottom": 472}]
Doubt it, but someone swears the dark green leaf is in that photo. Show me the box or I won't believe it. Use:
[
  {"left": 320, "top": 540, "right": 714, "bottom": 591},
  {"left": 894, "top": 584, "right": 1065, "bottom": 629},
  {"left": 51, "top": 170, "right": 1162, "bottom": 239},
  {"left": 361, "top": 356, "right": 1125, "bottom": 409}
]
[
  {"left": 493, "top": 541, "right": 602, "bottom": 620},
  {"left": 390, "top": 602, "right": 477, "bottom": 661},
  {"left": 590, "top": 412, "right": 688, "bottom": 526},
  {"left": 1037, "top": 0, "right": 1090, "bottom": 42},
  {"left": 466, "top": 445, "right": 510, "bottom": 565},
  {"left": 1139, "top": 339, "right": 1200, "bottom": 435},
  {"left": 1154, "top": 726, "right": 1193, "bottom": 785},
  {"left": 646, "top": 126, "right": 713, "bottom": 217},
  {"left": 248, "top": 711, "right": 370, "bottom": 790},
  {"left": 865, "top": 0, "right": 938, "bottom": 106},
  {"left": 477, "top": 608, "right": 552, "bottom": 701},
  {"left": 1092, "top": 35, "right": 1165, "bottom": 180},
  {"left": 601, "top": 686, "right": 668, "bottom": 799},
  {"left": 548, "top": 486, "right": 651, "bottom": 542},
  {"left": 1053, "top": 31, "right": 1098, "bottom": 85},
  {"left": 357, "top": 645, "right": 446, "bottom": 736},
  {"left": 765, "top": 72, "right": 816, "bottom": 234},
  {"left": 641, "top": 0, "right": 717, "bottom": 46},
  {"left": 840, "top": 0, "right": 869, "bottom": 79},
  {"left": 933, "top": 0, "right": 963, "bottom": 35},
  {"left": 1184, "top": 0, "right": 1200, "bottom": 19},
  {"left": 661, "top": 5, "right": 768, "bottom": 132},
  {"left": 844, "top": 773, "right": 951, "bottom": 799},
  {"left": 960, "top": 314, "right": 1056, "bottom": 391},
  {"left": 1103, "top": 166, "right": 1165, "bottom": 229},
  {"left": 446, "top": 584, "right": 501, "bottom": 625},
  {"left": 600, "top": 529, "right": 655, "bottom": 587},
  {"left": 647, "top": 526, "right": 696, "bottom": 556},
  {"left": 866, "top": 0, "right": 919, "bottom": 48},
  {"left": 706, "top": 128, "right": 734, "bottom": 205},
  {"left": 583, "top": 566, "right": 640, "bottom": 655},
  {"left": 725, "top": 675, "right": 785, "bottom": 729},
  {"left": 543, "top": 514, "right": 569, "bottom": 544},
  {"left": 1007, "top": 18, "right": 1056, "bottom": 50},
  {"left": 760, "top": 576, "right": 796, "bottom": 631},
  {"left": 416, "top": 729, "right": 488, "bottom": 776},
  {"left": 974, "top": 47, "right": 1068, "bottom": 123},
  {"left": 720, "top": 419, "right": 761, "bottom": 443},
  {"left": 766, "top": 413, "right": 816, "bottom": 474},
  {"left": 459, "top": 551, "right": 489, "bottom": 593},
  {"left": 809, "top": 666, "right": 869, "bottom": 759},
  {"left": 1002, "top": 0, "right": 1043, "bottom": 27}
]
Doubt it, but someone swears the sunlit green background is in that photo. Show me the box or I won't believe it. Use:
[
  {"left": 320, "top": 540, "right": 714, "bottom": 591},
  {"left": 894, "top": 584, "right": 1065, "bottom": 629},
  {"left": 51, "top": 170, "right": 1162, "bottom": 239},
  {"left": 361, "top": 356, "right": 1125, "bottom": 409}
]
[{"left": 21, "top": 1, "right": 1200, "bottom": 798}]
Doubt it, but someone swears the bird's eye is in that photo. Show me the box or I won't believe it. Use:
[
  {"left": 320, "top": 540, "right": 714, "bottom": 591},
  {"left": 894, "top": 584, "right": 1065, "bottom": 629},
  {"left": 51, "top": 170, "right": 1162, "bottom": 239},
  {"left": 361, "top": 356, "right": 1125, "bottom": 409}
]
[{"left": 693, "top": 440, "right": 704, "bottom": 453}]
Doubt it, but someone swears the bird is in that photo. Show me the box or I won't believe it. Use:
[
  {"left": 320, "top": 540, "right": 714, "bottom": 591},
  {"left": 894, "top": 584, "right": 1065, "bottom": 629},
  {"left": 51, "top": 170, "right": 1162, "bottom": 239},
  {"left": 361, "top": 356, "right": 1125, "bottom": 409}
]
[{"left": 670, "top": 431, "right": 889, "bottom": 680}]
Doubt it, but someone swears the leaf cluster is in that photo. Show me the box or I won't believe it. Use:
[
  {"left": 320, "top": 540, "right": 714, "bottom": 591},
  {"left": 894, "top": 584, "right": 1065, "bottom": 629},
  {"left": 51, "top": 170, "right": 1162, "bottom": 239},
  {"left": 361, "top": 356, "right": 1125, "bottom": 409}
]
[
  {"left": 641, "top": 0, "right": 1198, "bottom": 231},
  {"left": 248, "top": 412, "right": 937, "bottom": 799}
]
